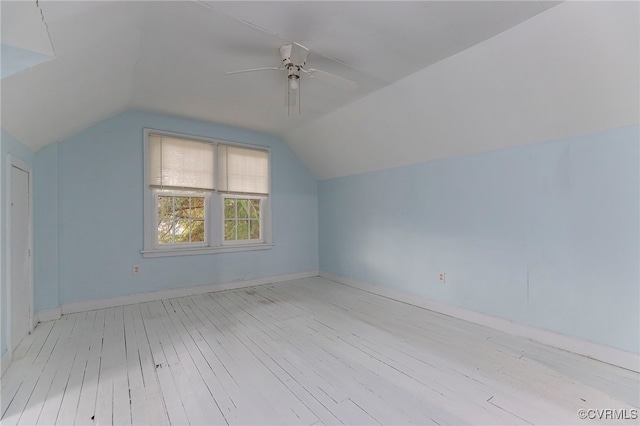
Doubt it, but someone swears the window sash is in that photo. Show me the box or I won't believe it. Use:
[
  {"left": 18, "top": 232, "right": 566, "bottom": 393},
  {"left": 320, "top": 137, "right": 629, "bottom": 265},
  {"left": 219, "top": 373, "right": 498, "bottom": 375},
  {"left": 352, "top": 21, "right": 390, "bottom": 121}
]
[
  {"left": 154, "top": 191, "right": 209, "bottom": 248},
  {"left": 222, "top": 195, "right": 264, "bottom": 244}
]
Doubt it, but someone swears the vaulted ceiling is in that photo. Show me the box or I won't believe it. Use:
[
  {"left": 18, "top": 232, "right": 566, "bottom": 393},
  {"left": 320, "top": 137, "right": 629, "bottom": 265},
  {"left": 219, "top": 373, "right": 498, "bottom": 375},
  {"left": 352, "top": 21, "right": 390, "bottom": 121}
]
[
  {"left": 1, "top": 1, "right": 556, "bottom": 147},
  {"left": 1, "top": 1, "right": 638, "bottom": 180}
]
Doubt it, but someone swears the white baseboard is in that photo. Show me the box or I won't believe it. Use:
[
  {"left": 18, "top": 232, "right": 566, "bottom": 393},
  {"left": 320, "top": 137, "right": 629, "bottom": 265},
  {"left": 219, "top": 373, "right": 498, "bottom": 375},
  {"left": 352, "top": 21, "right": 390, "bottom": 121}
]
[
  {"left": 320, "top": 271, "right": 640, "bottom": 373},
  {"left": 1, "top": 349, "right": 12, "bottom": 377},
  {"left": 55, "top": 270, "right": 319, "bottom": 316}
]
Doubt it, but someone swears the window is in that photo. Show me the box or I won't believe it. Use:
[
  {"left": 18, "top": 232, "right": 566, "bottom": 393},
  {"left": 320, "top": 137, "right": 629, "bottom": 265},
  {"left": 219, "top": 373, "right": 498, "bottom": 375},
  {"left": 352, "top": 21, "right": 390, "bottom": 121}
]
[
  {"left": 157, "top": 194, "right": 206, "bottom": 245},
  {"left": 143, "top": 129, "right": 272, "bottom": 257},
  {"left": 223, "top": 197, "right": 262, "bottom": 242}
]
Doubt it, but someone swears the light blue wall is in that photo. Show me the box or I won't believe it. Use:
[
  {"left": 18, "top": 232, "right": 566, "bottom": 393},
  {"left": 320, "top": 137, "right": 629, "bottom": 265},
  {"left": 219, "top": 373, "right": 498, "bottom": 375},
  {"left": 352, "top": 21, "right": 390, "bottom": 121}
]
[
  {"left": 34, "top": 110, "right": 318, "bottom": 306},
  {"left": 33, "top": 143, "right": 59, "bottom": 311},
  {"left": 319, "top": 126, "right": 639, "bottom": 354},
  {"left": 0, "top": 129, "right": 35, "bottom": 358},
  {"left": 0, "top": 44, "right": 54, "bottom": 79}
]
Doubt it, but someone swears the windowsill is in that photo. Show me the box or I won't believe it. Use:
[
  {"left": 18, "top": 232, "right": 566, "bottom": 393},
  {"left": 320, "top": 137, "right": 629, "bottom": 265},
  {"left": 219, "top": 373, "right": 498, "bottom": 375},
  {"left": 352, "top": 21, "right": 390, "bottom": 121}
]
[{"left": 141, "top": 243, "right": 274, "bottom": 258}]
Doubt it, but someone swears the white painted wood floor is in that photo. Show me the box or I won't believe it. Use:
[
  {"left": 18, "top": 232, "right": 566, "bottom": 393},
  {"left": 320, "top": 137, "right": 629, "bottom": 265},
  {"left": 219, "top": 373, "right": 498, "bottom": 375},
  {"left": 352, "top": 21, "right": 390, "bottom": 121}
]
[{"left": 1, "top": 277, "right": 638, "bottom": 426}]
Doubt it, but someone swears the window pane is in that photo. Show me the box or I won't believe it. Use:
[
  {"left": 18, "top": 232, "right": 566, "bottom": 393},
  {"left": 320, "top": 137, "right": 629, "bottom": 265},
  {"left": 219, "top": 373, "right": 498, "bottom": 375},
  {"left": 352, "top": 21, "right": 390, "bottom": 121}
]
[
  {"left": 192, "top": 197, "right": 205, "bottom": 218},
  {"left": 250, "top": 199, "right": 260, "bottom": 218},
  {"left": 224, "top": 198, "right": 235, "bottom": 219},
  {"left": 157, "top": 194, "right": 207, "bottom": 245},
  {"left": 237, "top": 199, "right": 248, "bottom": 218},
  {"left": 221, "top": 197, "right": 262, "bottom": 243},
  {"left": 250, "top": 220, "right": 260, "bottom": 240},
  {"left": 158, "top": 196, "right": 173, "bottom": 218},
  {"left": 191, "top": 220, "right": 205, "bottom": 242},
  {"left": 175, "top": 197, "right": 190, "bottom": 218},
  {"left": 158, "top": 220, "right": 174, "bottom": 244},
  {"left": 175, "top": 220, "right": 190, "bottom": 243},
  {"left": 237, "top": 220, "right": 249, "bottom": 240},
  {"left": 224, "top": 220, "right": 236, "bottom": 240}
]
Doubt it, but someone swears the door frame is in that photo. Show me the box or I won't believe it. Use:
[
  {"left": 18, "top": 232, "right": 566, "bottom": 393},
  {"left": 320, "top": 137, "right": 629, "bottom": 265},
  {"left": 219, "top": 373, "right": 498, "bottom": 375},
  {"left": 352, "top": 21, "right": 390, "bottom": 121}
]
[{"left": 6, "top": 154, "right": 34, "bottom": 355}]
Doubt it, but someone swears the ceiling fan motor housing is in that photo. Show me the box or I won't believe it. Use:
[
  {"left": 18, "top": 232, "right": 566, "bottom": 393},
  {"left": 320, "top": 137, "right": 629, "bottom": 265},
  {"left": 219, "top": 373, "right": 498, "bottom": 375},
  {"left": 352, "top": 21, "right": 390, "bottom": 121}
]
[
  {"left": 280, "top": 44, "right": 303, "bottom": 84},
  {"left": 279, "top": 44, "right": 307, "bottom": 68},
  {"left": 280, "top": 44, "right": 294, "bottom": 67}
]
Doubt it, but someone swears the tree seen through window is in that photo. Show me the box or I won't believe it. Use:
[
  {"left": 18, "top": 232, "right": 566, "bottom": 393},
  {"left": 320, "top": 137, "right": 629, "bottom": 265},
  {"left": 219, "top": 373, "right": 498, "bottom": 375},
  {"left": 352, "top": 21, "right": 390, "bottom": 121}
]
[
  {"left": 157, "top": 195, "right": 205, "bottom": 244},
  {"left": 224, "top": 198, "right": 261, "bottom": 241}
]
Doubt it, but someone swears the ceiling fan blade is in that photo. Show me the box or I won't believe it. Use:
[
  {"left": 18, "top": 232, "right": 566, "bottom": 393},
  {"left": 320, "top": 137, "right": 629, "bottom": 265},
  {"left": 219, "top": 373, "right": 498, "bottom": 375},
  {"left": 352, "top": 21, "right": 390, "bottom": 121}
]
[
  {"left": 303, "top": 68, "right": 358, "bottom": 92},
  {"left": 225, "top": 67, "right": 283, "bottom": 75},
  {"left": 290, "top": 42, "right": 309, "bottom": 65}
]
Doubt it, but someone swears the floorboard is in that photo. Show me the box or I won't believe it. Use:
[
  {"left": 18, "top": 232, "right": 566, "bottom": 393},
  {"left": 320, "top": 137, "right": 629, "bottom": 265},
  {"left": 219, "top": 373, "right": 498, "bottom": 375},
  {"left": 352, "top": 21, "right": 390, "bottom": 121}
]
[{"left": 2, "top": 277, "right": 638, "bottom": 425}]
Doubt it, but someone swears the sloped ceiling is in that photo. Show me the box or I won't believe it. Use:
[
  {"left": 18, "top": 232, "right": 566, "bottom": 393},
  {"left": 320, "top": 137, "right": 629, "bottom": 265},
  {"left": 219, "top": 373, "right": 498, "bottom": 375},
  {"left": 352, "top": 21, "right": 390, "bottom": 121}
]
[
  {"left": 2, "top": 1, "right": 557, "bottom": 152},
  {"left": 284, "top": 1, "right": 640, "bottom": 179},
  {"left": 2, "top": 2, "right": 636, "bottom": 180}
]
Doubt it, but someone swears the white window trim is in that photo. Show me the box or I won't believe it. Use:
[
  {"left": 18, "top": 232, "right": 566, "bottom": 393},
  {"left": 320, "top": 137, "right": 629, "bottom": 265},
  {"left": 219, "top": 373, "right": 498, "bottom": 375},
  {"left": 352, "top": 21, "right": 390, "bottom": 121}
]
[
  {"left": 142, "top": 128, "right": 273, "bottom": 258},
  {"left": 141, "top": 242, "right": 274, "bottom": 258}
]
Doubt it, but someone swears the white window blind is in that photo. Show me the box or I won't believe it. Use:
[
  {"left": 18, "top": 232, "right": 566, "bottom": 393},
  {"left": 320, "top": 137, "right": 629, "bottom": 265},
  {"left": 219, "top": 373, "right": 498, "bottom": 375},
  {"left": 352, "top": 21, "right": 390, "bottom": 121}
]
[
  {"left": 149, "top": 134, "right": 215, "bottom": 191},
  {"left": 218, "top": 145, "right": 269, "bottom": 195}
]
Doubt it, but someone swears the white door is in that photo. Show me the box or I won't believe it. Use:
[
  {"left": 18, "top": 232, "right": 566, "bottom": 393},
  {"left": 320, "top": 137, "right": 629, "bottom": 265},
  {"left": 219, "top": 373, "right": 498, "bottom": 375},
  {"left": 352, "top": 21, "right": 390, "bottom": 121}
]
[{"left": 10, "top": 163, "right": 32, "bottom": 351}]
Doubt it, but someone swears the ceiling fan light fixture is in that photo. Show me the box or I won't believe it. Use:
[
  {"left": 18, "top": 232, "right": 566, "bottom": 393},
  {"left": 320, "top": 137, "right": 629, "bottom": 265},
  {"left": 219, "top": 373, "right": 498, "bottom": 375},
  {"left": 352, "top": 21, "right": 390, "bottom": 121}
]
[{"left": 289, "top": 76, "right": 299, "bottom": 91}]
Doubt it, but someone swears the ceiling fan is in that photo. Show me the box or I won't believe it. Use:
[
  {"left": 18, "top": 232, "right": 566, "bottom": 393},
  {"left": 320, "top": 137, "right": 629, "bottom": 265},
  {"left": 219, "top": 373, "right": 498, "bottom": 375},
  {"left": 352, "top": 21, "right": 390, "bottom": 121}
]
[{"left": 226, "top": 42, "right": 357, "bottom": 114}]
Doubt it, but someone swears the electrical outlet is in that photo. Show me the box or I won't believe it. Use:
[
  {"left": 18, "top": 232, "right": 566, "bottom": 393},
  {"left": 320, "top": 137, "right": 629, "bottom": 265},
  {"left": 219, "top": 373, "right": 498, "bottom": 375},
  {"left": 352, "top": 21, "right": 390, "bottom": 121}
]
[
  {"left": 133, "top": 264, "right": 140, "bottom": 275},
  {"left": 438, "top": 272, "right": 446, "bottom": 283}
]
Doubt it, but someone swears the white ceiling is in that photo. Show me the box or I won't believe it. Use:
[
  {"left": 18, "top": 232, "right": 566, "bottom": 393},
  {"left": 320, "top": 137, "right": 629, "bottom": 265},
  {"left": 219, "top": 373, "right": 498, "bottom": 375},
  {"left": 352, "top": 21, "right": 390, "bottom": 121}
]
[{"left": 1, "top": 0, "right": 558, "bottom": 153}]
